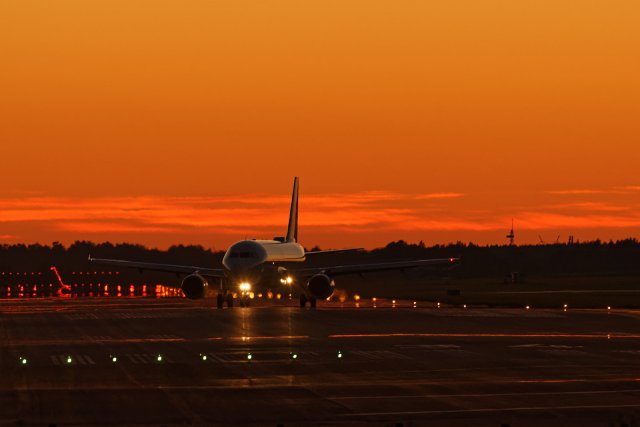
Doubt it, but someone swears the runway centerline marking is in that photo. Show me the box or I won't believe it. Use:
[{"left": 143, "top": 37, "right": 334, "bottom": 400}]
[
  {"left": 227, "top": 335, "right": 309, "bottom": 341},
  {"left": 343, "top": 404, "right": 640, "bottom": 417},
  {"left": 330, "top": 388, "right": 640, "bottom": 401},
  {"left": 329, "top": 333, "right": 640, "bottom": 339}
]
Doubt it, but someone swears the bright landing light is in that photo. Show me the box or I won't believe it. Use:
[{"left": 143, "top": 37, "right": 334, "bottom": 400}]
[
  {"left": 280, "top": 276, "right": 294, "bottom": 285},
  {"left": 239, "top": 282, "right": 251, "bottom": 292}
]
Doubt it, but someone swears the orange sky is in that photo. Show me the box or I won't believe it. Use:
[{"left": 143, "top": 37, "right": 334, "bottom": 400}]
[{"left": 0, "top": 1, "right": 639, "bottom": 248}]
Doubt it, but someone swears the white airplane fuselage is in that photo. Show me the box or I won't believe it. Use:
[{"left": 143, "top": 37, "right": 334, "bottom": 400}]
[{"left": 222, "top": 239, "right": 305, "bottom": 286}]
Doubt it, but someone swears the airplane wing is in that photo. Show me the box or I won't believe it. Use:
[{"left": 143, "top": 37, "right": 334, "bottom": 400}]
[
  {"left": 291, "top": 257, "right": 459, "bottom": 279},
  {"left": 305, "top": 248, "right": 364, "bottom": 255},
  {"left": 88, "top": 256, "right": 226, "bottom": 278}
]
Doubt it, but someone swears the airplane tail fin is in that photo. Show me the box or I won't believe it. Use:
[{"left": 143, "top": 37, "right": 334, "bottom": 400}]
[{"left": 286, "top": 177, "right": 299, "bottom": 243}]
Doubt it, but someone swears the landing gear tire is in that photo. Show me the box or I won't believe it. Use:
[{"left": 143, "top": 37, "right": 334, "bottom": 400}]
[
  {"left": 226, "top": 293, "right": 234, "bottom": 308},
  {"left": 309, "top": 297, "right": 317, "bottom": 308},
  {"left": 216, "top": 293, "right": 224, "bottom": 309},
  {"left": 240, "top": 296, "right": 250, "bottom": 307},
  {"left": 299, "top": 294, "right": 307, "bottom": 308}
]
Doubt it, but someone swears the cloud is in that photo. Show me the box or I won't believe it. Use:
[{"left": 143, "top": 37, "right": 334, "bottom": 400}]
[
  {"left": 0, "top": 188, "right": 638, "bottom": 248},
  {"left": 57, "top": 222, "right": 180, "bottom": 234},
  {"left": 547, "top": 189, "right": 604, "bottom": 195},
  {"left": 546, "top": 202, "right": 630, "bottom": 212},
  {"left": 415, "top": 192, "right": 465, "bottom": 200},
  {"left": 549, "top": 185, "right": 640, "bottom": 195},
  {"left": 515, "top": 212, "right": 640, "bottom": 229}
]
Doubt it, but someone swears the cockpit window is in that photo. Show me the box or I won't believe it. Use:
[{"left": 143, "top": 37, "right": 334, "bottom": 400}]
[{"left": 229, "top": 251, "right": 256, "bottom": 259}]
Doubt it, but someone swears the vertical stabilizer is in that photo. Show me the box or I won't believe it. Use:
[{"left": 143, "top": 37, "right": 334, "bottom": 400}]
[{"left": 286, "top": 177, "right": 299, "bottom": 242}]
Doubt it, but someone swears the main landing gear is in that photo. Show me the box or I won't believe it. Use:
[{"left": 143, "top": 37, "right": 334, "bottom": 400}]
[
  {"left": 216, "top": 292, "right": 250, "bottom": 309},
  {"left": 299, "top": 294, "right": 316, "bottom": 308}
]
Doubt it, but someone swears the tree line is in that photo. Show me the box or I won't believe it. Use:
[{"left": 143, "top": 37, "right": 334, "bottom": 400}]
[{"left": 0, "top": 239, "right": 639, "bottom": 282}]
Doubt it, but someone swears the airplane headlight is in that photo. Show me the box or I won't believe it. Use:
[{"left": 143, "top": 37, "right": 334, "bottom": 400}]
[{"left": 239, "top": 282, "right": 251, "bottom": 292}]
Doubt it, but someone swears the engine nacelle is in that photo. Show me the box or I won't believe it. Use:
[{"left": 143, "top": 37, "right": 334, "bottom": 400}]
[
  {"left": 307, "top": 274, "right": 335, "bottom": 300},
  {"left": 181, "top": 273, "right": 208, "bottom": 299}
]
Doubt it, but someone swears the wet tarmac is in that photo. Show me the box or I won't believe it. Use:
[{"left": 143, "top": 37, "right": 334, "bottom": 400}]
[{"left": 1, "top": 297, "right": 640, "bottom": 426}]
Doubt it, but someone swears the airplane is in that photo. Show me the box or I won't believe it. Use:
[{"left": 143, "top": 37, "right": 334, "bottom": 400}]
[{"left": 89, "top": 177, "right": 459, "bottom": 308}]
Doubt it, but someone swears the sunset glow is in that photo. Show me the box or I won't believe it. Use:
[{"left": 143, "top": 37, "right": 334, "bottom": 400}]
[
  {"left": 0, "top": 187, "right": 638, "bottom": 248},
  {"left": 1, "top": 2, "right": 638, "bottom": 248}
]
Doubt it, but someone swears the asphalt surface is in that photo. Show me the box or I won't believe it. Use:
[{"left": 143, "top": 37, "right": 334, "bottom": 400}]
[{"left": 1, "top": 297, "right": 640, "bottom": 426}]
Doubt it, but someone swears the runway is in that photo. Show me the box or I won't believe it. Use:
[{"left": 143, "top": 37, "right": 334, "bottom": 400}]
[{"left": 1, "top": 297, "right": 640, "bottom": 426}]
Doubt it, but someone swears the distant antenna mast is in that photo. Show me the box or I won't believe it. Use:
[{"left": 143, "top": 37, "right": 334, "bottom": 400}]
[{"left": 506, "top": 219, "right": 515, "bottom": 246}]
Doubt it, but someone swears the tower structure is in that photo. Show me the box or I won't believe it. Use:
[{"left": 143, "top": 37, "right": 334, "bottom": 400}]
[{"left": 506, "top": 219, "right": 515, "bottom": 246}]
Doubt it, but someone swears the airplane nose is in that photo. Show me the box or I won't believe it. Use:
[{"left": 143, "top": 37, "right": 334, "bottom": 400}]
[{"left": 223, "top": 240, "right": 268, "bottom": 272}]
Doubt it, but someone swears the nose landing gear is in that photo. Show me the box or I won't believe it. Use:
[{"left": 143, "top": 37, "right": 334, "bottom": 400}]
[
  {"left": 216, "top": 292, "right": 236, "bottom": 309},
  {"left": 299, "top": 294, "right": 316, "bottom": 308},
  {"left": 216, "top": 292, "right": 252, "bottom": 308}
]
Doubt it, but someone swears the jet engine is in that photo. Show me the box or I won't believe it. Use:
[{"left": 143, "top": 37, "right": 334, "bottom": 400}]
[
  {"left": 307, "top": 274, "right": 335, "bottom": 299},
  {"left": 181, "top": 273, "right": 208, "bottom": 299}
]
